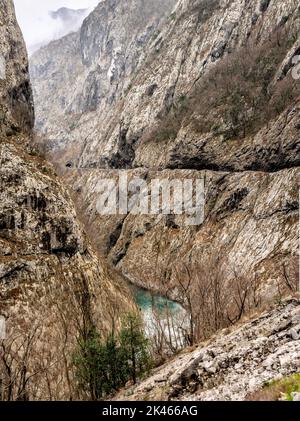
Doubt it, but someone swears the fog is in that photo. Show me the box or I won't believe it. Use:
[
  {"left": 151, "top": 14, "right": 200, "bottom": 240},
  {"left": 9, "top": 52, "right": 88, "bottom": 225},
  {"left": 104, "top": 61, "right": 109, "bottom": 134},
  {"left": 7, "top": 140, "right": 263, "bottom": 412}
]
[{"left": 13, "top": 0, "right": 99, "bottom": 53}]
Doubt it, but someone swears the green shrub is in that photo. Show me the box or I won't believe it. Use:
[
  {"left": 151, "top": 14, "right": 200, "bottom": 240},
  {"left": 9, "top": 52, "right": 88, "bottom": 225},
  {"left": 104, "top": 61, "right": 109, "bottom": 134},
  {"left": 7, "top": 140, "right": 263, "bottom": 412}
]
[
  {"left": 119, "top": 313, "right": 151, "bottom": 385},
  {"left": 73, "top": 313, "right": 151, "bottom": 400},
  {"left": 41, "top": 166, "right": 50, "bottom": 174}
]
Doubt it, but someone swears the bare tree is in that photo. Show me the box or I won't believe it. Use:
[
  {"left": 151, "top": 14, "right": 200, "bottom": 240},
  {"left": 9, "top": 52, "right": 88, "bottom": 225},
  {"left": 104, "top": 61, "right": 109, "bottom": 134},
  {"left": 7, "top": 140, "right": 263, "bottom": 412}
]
[{"left": 281, "top": 257, "right": 299, "bottom": 294}]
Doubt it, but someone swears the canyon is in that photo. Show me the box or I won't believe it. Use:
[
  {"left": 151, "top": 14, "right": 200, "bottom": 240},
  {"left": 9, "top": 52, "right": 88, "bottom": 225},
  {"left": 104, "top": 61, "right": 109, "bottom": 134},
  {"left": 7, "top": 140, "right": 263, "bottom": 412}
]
[
  {"left": 31, "top": 0, "right": 300, "bottom": 312},
  {"left": 0, "top": 0, "right": 300, "bottom": 401}
]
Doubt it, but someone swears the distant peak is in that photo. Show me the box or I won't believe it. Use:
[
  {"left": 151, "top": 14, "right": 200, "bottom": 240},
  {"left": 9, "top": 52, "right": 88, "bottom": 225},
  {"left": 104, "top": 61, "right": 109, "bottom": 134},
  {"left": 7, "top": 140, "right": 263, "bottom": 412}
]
[{"left": 49, "top": 7, "right": 88, "bottom": 22}]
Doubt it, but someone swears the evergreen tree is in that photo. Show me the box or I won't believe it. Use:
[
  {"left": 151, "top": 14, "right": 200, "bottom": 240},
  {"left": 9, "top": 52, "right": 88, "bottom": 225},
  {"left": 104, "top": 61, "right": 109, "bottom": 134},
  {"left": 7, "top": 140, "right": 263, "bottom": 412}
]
[
  {"left": 73, "top": 313, "right": 151, "bottom": 400},
  {"left": 119, "top": 313, "right": 151, "bottom": 384},
  {"left": 73, "top": 328, "right": 106, "bottom": 400}
]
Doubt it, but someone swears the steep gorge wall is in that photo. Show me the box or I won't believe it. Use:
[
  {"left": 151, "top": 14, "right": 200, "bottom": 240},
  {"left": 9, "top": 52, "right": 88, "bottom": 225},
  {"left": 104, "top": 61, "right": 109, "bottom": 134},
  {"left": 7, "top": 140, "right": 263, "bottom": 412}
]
[
  {"left": 30, "top": 0, "right": 300, "bottom": 313},
  {"left": 30, "top": 0, "right": 177, "bottom": 162},
  {"left": 0, "top": 0, "right": 133, "bottom": 400},
  {"left": 0, "top": 0, "right": 34, "bottom": 135}
]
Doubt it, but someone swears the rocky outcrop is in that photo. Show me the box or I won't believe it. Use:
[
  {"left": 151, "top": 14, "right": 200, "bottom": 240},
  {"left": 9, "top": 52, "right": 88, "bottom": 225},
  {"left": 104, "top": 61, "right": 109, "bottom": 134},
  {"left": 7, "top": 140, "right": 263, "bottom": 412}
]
[
  {"left": 68, "top": 166, "right": 298, "bottom": 304},
  {"left": 0, "top": 0, "right": 133, "bottom": 401},
  {"left": 115, "top": 299, "right": 300, "bottom": 401},
  {"left": 30, "top": 0, "right": 177, "bottom": 161},
  {"left": 0, "top": 0, "right": 34, "bottom": 135},
  {"left": 31, "top": 0, "right": 300, "bottom": 170},
  {"left": 30, "top": 0, "right": 300, "bottom": 309}
]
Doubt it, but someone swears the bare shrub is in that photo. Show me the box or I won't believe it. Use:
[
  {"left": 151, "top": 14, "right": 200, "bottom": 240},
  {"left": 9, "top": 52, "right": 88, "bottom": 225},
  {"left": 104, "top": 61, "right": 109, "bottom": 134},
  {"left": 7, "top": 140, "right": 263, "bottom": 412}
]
[
  {"left": 148, "top": 301, "right": 188, "bottom": 361},
  {"left": 172, "top": 258, "right": 263, "bottom": 344},
  {"left": 281, "top": 256, "right": 299, "bottom": 294},
  {"left": 0, "top": 324, "right": 42, "bottom": 401},
  {"left": 142, "top": 24, "right": 300, "bottom": 144}
]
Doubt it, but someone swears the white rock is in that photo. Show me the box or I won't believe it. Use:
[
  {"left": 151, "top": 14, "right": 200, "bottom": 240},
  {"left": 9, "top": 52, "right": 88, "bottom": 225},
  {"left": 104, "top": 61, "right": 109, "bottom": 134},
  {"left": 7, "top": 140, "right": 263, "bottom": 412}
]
[
  {"left": 291, "top": 392, "right": 300, "bottom": 401},
  {"left": 0, "top": 55, "right": 5, "bottom": 79}
]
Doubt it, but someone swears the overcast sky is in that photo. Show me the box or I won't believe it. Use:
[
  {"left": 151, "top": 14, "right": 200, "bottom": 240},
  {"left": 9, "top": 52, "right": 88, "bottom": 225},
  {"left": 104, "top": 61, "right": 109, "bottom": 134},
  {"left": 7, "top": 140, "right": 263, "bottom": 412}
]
[{"left": 14, "top": 0, "right": 99, "bottom": 49}]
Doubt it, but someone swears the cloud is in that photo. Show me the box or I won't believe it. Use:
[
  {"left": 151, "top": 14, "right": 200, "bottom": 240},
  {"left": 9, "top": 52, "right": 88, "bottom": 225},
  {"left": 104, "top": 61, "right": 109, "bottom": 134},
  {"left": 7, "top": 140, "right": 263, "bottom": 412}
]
[{"left": 13, "top": 0, "right": 99, "bottom": 52}]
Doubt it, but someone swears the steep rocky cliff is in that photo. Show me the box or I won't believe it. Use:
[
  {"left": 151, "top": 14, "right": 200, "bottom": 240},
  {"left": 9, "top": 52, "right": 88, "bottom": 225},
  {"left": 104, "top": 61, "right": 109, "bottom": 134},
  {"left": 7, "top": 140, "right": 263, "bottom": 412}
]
[
  {"left": 30, "top": 0, "right": 176, "bottom": 157},
  {"left": 30, "top": 0, "right": 300, "bottom": 314},
  {"left": 0, "top": 0, "right": 34, "bottom": 135},
  {"left": 31, "top": 0, "right": 300, "bottom": 170},
  {"left": 0, "top": 0, "right": 133, "bottom": 401}
]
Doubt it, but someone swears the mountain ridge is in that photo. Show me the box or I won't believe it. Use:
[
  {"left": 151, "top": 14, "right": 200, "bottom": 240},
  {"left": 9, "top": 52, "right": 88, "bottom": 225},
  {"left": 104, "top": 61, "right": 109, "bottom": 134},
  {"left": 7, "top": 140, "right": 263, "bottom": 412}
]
[{"left": 30, "top": 0, "right": 300, "bottom": 314}]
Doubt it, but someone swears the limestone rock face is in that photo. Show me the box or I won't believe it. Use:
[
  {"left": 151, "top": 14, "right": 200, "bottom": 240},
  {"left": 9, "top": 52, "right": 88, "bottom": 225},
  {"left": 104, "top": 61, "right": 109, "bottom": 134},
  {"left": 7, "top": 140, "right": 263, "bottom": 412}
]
[
  {"left": 30, "top": 0, "right": 300, "bottom": 307},
  {"left": 31, "top": 0, "right": 300, "bottom": 170},
  {"left": 0, "top": 0, "right": 133, "bottom": 400},
  {"left": 30, "top": 0, "right": 177, "bottom": 163},
  {"left": 68, "top": 165, "right": 298, "bottom": 307},
  {"left": 115, "top": 299, "right": 300, "bottom": 401},
  {"left": 0, "top": 0, "right": 34, "bottom": 134}
]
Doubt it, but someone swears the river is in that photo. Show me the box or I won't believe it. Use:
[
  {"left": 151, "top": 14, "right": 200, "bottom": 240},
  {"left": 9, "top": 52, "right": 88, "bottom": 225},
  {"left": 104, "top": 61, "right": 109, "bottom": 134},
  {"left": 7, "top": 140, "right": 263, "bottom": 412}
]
[{"left": 130, "top": 285, "right": 190, "bottom": 350}]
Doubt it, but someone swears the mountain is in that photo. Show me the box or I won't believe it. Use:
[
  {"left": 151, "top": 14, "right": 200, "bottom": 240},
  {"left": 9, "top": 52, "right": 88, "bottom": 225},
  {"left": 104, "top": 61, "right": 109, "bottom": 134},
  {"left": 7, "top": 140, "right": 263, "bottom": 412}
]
[
  {"left": 0, "top": 0, "right": 133, "bottom": 400},
  {"left": 28, "top": 7, "right": 90, "bottom": 55},
  {"left": 30, "top": 0, "right": 300, "bottom": 317},
  {"left": 25, "top": 0, "right": 300, "bottom": 400},
  {"left": 49, "top": 7, "right": 88, "bottom": 23}
]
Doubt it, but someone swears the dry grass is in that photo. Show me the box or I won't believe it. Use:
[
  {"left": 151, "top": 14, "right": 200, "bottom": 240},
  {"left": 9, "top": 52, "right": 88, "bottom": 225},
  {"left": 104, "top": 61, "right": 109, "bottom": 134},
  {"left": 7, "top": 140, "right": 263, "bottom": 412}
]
[{"left": 246, "top": 374, "right": 300, "bottom": 401}]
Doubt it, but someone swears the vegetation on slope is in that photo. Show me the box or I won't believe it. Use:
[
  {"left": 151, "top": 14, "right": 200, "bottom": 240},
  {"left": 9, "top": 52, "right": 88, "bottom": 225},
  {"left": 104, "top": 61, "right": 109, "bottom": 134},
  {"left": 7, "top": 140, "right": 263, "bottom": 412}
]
[
  {"left": 247, "top": 373, "right": 300, "bottom": 401},
  {"left": 73, "top": 313, "right": 151, "bottom": 400},
  {"left": 143, "top": 23, "right": 300, "bottom": 144}
]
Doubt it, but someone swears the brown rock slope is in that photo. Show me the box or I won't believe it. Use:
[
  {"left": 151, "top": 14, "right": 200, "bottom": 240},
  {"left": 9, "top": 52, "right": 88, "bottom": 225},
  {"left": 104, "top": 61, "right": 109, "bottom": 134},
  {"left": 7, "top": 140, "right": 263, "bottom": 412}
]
[{"left": 0, "top": 0, "right": 133, "bottom": 401}]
